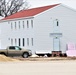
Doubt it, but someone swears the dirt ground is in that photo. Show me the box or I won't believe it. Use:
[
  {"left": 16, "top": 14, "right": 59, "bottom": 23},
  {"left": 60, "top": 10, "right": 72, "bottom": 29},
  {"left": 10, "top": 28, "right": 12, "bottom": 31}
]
[
  {"left": 13, "top": 57, "right": 76, "bottom": 61},
  {"left": 0, "top": 55, "right": 19, "bottom": 62},
  {"left": 0, "top": 55, "right": 76, "bottom": 75},
  {"left": 0, "top": 54, "right": 76, "bottom": 62}
]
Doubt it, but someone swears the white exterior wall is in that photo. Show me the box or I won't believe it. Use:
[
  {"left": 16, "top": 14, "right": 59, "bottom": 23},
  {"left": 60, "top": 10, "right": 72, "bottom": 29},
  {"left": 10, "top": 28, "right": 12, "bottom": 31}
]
[
  {"left": 0, "top": 18, "right": 35, "bottom": 53},
  {"left": 0, "top": 4, "right": 76, "bottom": 54},
  {"left": 34, "top": 5, "right": 76, "bottom": 53}
]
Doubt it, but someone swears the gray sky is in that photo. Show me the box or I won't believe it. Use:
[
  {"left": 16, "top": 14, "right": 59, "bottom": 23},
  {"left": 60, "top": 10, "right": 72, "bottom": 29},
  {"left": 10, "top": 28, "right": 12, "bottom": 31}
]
[
  {"left": 0, "top": 0, "right": 76, "bottom": 19},
  {"left": 28, "top": 0, "right": 76, "bottom": 10}
]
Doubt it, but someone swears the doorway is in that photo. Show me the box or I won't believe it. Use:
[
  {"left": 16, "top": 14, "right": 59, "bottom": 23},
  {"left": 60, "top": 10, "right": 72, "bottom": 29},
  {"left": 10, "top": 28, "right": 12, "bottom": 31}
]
[{"left": 53, "top": 37, "right": 60, "bottom": 51}]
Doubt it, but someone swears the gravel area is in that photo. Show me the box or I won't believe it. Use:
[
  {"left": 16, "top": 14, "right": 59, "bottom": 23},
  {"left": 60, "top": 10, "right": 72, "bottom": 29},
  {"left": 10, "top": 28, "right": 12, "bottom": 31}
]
[{"left": 0, "top": 54, "right": 76, "bottom": 62}]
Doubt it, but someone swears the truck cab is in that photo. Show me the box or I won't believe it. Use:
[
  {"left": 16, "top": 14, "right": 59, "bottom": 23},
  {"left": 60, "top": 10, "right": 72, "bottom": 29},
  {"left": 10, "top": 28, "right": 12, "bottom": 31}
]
[
  {"left": 0, "top": 46, "right": 32, "bottom": 58},
  {"left": 7, "top": 46, "right": 22, "bottom": 56}
]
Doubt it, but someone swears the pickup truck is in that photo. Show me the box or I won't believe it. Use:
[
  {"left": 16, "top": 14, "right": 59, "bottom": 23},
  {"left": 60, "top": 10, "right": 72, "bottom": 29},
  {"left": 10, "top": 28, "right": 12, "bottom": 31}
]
[{"left": 0, "top": 46, "right": 32, "bottom": 58}]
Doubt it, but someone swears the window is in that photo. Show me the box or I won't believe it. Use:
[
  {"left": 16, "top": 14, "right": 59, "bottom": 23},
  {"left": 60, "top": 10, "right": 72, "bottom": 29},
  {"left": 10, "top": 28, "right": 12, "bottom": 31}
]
[
  {"left": 27, "top": 20, "right": 29, "bottom": 28},
  {"left": 15, "top": 22, "right": 16, "bottom": 29},
  {"left": 27, "top": 38, "right": 29, "bottom": 46},
  {"left": 23, "top": 21, "right": 25, "bottom": 29},
  {"left": 19, "top": 38, "right": 20, "bottom": 46},
  {"left": 31, "top": 20, "right": 33, "bottom": 28},
  {"left": 31, "top": 38, "right": 33, "bottom": 46},
  {"left": 23, "top": 38, "right": 25, "bottom": 46},
  {"left": 15, "top": 39, "right": 17, "bottom": 45},
  {"left": 11, "top": 22, "right": 13, "bottom": 29},
  {"left": 9, "top": 46, "right": 15, "bottom": 50},
  {"left": 57, "top": 21, "right": 59, "bottom": 26},
  {"left": 55, "top": 19, "right": 59, "bottom": 26},
  {"left": 9, "top": 46, "right": 21, "bottom": 50},
  {"left": 15, "top": 46, "right": 21, "bottom": 50},
  {"left": 19, "top": 21, "right": 20, "bottom": 29}
]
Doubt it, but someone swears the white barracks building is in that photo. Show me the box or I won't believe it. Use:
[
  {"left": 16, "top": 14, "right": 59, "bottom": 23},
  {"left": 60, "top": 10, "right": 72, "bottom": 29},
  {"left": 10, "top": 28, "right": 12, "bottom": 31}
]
[{"left": 0, "top": 4, "right": 76, "bottom": 54}]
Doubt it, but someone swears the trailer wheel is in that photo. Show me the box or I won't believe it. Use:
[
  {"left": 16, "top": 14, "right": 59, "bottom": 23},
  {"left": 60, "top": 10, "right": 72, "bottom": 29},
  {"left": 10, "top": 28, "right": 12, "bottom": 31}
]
[
  {"left": 59, "top": 54, "right": 63, "bottom": 57},
  {"left": 47, "top": 54, "right": 52, "bottom": 57},
  {"left": 64, "top": 53, "right": 67, "bottom": 57},
  {"left": 53, "top": 54, "right": 56, "bottom": 57}
]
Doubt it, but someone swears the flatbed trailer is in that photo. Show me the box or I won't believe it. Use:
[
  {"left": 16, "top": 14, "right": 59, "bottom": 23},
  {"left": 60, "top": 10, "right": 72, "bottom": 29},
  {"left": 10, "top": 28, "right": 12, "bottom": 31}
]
[{"left": 35, "top": 51, "right": 67, "bottom": 57}]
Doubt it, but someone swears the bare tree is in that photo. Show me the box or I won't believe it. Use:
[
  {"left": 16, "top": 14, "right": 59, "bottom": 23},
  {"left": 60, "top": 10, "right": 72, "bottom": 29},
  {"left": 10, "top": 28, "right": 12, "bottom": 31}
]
[{"left": 0, "top": 0, "right": 29, "bottom": 17}]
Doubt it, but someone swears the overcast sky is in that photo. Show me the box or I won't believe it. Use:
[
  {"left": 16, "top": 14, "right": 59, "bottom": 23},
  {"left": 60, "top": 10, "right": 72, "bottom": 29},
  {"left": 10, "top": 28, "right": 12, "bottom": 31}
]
[
  {"left": 28, "top": 0, "right": 76, "bottom": 10},
  {"left": 0, "top": 0, "right": 76, "bottom": 19}
]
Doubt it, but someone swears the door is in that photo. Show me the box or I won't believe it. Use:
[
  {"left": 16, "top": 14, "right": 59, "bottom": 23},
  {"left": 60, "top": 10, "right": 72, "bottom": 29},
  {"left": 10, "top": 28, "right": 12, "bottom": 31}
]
[
  {"left": 8, "top": 46, "right": 21, "bottom": 56},
  {"left": 53, "top": 37, "right": 60, "bottom": 51}
]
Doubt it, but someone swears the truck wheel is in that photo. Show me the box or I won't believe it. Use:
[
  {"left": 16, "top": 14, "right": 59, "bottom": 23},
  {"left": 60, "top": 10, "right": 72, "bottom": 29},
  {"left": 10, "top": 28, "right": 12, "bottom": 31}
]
[{"left": 22, "top": 52, "right": 29, "bottom": 58}]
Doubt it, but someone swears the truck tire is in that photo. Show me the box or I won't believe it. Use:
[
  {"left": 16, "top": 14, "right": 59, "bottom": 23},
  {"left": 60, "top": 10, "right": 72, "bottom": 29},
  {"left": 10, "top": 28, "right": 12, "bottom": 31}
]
[{"left": 22, "top": 52, "right": 29, "bottom": 58}]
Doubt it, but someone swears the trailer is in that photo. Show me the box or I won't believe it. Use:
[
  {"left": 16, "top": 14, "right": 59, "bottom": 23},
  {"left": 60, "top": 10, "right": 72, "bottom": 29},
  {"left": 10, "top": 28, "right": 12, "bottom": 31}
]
[{"left": 35, "top": 51, "right": 67, "bottom": 57}]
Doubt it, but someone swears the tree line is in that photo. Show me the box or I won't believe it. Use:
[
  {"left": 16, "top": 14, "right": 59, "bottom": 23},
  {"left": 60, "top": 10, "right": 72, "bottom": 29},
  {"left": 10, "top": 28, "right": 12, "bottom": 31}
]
[{"left": 0, "top": 0, "right": 29, "bottom": 17}]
